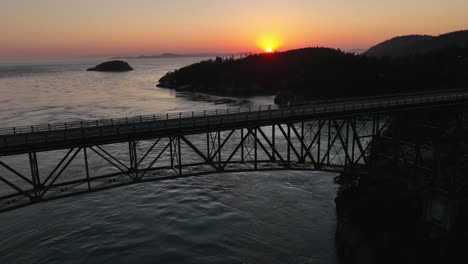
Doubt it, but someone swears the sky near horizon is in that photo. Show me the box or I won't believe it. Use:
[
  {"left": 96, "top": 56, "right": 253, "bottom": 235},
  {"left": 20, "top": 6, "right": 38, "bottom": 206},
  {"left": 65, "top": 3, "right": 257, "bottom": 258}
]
[{"left": 1, "top": 0, "right": 468, "bottom": 59}]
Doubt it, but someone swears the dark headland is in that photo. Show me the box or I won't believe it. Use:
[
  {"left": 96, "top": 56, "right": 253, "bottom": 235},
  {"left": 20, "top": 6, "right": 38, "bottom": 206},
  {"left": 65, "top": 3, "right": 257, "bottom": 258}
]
[
  {"left": 365, "top": 30, "right": 468, "bottom": 57},
  {"left": 157, "top": 30, "right": 468, "bottom": 105},
  {"left": 87, "top": 60, "right": 134, "bottom": 72}
]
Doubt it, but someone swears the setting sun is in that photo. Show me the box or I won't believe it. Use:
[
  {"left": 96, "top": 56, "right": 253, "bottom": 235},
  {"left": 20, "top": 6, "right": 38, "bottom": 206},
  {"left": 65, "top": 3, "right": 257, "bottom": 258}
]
[{"left": 257, "top": 33, "right": 282, "bottom": 53}]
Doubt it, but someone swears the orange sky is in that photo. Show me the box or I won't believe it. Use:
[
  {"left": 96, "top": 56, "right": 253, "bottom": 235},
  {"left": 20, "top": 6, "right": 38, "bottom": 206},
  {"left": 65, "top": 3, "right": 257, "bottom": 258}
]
[{"left": 1, "top": 0, "right": 468, "bottom": 58}]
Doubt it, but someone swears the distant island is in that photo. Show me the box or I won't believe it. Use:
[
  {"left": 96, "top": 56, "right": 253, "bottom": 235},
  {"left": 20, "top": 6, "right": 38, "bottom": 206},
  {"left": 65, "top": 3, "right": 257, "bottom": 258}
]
[
  {"left": 87, "top": 60, "right": 134, "bottom": 72},
  {"left": 112, "top": 53, "right": 246, "bottom": 59},
  {"left": 157, "top": 30, "right": 468, "bottom": 105}
]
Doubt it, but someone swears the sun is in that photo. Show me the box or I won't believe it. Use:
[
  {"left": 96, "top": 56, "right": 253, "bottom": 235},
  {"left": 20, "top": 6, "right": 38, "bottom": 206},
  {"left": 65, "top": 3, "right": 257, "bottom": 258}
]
[{"left": 257, "top": 33, "right": 282, "bottom": 53}]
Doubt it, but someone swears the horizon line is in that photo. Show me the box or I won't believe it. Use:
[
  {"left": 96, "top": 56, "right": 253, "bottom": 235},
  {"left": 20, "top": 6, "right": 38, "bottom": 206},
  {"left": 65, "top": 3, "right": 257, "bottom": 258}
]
[{"left": 0, "top": 47, "right": 370, "bottom": 62}]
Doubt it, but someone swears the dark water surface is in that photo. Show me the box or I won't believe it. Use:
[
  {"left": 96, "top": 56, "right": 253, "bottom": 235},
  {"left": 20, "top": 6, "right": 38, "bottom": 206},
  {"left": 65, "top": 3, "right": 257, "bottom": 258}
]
[
  {"left": 0, "top": 171, "right": 338, "bottom": 264},
  {"left": 0, "top": 58, "right": 338, "bottom": 263}
]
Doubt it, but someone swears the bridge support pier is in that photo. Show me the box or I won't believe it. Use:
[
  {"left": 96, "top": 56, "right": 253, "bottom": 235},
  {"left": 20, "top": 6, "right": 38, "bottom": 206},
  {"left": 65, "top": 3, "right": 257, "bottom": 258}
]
[
  {"left": 254, "top": 128, "right": 258, "bottom": 170},
  {"left": 28, "top": 152, "right": 43, "bottom": 201},
  {"left": 240, "top": 129, "right": 245, "bottom": 163},
  {"left": 177, "top": 136, "right": 182, "bottom": 176},
  {"left": 129, "top": 141, "right": 138, "bottom": 180},
  {"left": 83, "top": 147, "right": 91, "bottom": 190}
]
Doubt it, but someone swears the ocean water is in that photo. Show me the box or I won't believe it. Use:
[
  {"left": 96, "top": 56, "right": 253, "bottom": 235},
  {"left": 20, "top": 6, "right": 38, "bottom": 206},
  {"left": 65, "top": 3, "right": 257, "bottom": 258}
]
[{"left": 0, "top": 58, "right": 338, "bottom": 263}]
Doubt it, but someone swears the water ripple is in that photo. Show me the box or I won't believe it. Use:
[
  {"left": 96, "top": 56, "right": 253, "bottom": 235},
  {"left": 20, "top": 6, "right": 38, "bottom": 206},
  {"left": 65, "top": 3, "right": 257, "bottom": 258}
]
[{"left": 0, "top": 171, "right": 338, "bottom": 264}]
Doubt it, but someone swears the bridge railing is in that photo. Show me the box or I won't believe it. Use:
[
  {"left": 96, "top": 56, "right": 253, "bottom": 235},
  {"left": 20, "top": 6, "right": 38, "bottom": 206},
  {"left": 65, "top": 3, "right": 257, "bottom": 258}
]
[
  {"left": 0, "top": 89, "right": 467, "bottom": 137},
  {"left": 0, "top": 104, "right": 281, "bottom": 136}
]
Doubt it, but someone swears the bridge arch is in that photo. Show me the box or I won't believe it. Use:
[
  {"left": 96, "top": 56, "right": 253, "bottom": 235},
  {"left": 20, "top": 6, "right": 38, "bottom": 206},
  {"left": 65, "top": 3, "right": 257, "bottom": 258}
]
[{"left": 0, "top": 118, "right": 382, "bottom": 212}]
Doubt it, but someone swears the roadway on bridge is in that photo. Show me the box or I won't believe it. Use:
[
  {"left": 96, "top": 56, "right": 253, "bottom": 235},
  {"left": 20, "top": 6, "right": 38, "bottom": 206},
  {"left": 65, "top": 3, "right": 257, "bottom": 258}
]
[{"left": 1, "top": 89, "right": 467, "bottom": 156}]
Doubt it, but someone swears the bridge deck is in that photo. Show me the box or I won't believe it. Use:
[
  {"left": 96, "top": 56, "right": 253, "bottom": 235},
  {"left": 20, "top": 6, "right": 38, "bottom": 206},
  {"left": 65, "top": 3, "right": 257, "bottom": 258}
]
[{"left": 1, "top": 90, "right": 467, "bottom": 156}]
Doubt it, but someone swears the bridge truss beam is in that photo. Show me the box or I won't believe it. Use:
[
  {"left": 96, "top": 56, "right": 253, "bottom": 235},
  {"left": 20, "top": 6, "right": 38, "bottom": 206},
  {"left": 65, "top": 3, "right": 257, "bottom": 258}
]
[{"left": 0, "top": 116, "right": 387, "bottom": 212}]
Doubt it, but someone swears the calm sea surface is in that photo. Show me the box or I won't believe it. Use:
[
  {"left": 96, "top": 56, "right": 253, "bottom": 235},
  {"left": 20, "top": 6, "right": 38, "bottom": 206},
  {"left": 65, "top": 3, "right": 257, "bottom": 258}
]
[{"left": 0, "top": 58, "right": 338, "bottom": 263}]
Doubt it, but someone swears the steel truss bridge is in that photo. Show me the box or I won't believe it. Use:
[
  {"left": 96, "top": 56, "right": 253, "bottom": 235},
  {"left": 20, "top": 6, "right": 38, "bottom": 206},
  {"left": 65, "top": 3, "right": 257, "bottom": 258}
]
[{"left": 0, "top": 90, "right": 467, "bottom": 212}]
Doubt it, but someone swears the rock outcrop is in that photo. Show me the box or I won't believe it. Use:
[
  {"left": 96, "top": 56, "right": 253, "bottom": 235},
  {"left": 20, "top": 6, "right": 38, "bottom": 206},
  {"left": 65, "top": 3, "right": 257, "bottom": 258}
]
[{"left": 335, "top": 107, "right": 468, "bottom": 263}]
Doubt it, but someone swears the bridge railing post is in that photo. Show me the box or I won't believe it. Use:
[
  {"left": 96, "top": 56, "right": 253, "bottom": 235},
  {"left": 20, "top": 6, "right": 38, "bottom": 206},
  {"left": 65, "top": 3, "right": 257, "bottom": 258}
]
[
  {"left": 192, "top": 112, "right": 195, "bottom": 128},
  {"left": 63, "top": 123, "right": 67, "bottom": 141}
]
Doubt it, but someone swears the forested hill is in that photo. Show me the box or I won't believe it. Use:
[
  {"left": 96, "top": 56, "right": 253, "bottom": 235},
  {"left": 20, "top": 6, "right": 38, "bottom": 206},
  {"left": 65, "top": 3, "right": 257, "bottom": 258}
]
[
  {"left": 158, "top": 46, "right": 468, "bottom": 105},
  {"left": 365, "top": 30, "right": 468, "bottom": 58},
  {"left": 158, "top": 48, "right": 359, "bottom": 97}
]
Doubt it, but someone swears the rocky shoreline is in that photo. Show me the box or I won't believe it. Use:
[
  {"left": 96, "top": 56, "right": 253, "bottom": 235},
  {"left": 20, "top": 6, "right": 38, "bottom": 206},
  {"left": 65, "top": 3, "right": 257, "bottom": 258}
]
[
  {"left": 334, "top": 107, "right": 468, "bottom": 263},
  {"left": 335, "top": 172, "right": 433, "bottom": 263},
  {"left": 334, "top": 172, "right": 468, "bottom": 264}
]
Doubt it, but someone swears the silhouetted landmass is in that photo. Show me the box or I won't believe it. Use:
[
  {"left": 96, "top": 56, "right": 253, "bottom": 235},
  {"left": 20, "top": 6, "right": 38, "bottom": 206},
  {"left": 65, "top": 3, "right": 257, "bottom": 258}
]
[
  {"left": 158, "top": 44, "right": 468, "bottom": 104},
  {"left": 87, "top": 60, "right": 134, "bottom": 72},
  {"left": 365, "top": 30, "right": 468, "bottom": 58},
  {"left": 113, "top": 53, "right": 244, "bottom": 59}
]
